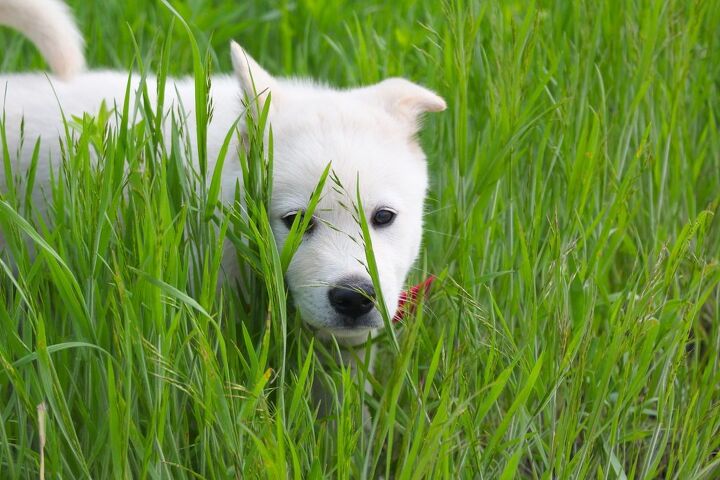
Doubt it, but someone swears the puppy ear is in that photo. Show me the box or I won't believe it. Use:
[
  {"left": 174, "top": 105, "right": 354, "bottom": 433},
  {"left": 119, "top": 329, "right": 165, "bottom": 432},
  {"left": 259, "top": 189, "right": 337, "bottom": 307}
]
[
  {"left": 359, "top": 78, "right": 446, "bottom": 133},
  {"left": 230, "top": 41, "right": 276, "bottom": 111}
]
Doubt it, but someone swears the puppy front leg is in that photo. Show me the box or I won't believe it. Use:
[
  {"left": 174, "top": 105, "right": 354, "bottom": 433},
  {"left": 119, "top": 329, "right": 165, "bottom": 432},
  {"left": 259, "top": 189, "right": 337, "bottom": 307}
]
[{"left": 312, "top": 339, "right": 376, "bottom": 428}]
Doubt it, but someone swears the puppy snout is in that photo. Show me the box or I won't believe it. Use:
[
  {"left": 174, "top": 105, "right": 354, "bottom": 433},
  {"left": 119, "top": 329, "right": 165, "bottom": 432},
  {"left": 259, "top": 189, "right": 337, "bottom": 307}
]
[{"left": 328, "top": 280, "right": 375, "bottom": 320}]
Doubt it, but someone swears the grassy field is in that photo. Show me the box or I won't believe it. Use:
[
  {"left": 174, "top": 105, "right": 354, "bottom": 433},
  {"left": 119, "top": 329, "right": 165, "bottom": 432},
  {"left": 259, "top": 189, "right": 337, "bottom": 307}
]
[{"left": 1, "top": 0, "right": 720, "bottom": 477}]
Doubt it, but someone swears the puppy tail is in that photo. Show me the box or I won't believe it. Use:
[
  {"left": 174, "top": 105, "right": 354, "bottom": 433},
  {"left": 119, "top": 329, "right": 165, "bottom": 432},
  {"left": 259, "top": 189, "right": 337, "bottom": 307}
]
[{"left": 0, "top": 0, "right": 85, "bottom": 79}]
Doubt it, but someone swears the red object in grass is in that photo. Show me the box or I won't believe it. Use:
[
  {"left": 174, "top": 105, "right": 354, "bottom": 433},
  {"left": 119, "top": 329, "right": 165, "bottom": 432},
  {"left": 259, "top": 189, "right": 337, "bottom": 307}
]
[{"left": 393, "top": 275, "right": 436, "bottom": 323}]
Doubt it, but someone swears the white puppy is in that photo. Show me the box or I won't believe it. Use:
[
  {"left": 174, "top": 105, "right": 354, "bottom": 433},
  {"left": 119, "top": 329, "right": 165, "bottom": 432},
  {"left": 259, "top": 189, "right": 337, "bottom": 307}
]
[{"left": 0, "top": 0, "right": 445, "bottom": 348}]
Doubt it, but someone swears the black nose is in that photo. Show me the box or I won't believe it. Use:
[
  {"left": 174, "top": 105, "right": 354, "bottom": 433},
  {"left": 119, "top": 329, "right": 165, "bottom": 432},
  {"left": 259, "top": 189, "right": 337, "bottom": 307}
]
[{"left": 328, "top": 281, "right": 376, "bottom": 319}]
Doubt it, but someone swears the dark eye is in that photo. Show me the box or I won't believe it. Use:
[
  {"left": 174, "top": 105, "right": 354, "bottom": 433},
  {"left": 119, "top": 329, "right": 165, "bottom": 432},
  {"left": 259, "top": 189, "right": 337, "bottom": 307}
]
[
  {"left": 372, "top": 208, "right": 397, "bottom": 227},
  {"left": 282, "top": 211, "right": 316, "bottom": 234}
]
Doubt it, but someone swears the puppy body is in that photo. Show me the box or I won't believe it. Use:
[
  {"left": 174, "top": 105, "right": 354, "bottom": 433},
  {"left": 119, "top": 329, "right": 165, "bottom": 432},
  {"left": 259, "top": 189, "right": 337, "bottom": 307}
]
[
  {"left": 1, "top": 0, "right": 444, "bottom": 360},
  {"left": 1, "top": 71, "right": 243, "bottom": 209}
]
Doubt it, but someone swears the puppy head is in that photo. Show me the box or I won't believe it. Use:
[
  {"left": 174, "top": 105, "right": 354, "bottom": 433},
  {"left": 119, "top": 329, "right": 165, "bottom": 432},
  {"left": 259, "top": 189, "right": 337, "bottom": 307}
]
[{"left": 231, "top": 42, "right": 445, "bottom": 341}]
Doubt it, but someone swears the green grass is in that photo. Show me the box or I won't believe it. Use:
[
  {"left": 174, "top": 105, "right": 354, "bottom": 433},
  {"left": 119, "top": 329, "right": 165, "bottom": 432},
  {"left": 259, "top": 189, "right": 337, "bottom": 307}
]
[{"left": 1, "top": 0, "right": 719, "bottom": 477}]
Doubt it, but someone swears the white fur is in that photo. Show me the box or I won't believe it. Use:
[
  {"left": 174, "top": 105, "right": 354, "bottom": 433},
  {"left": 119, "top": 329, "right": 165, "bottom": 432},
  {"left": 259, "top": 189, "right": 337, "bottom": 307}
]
[
  {"left": 0, "top": 0, "right": 446, "bottom": 345},
  {"left": 0, "top": 0, "right": 85, "bottom": 78}
]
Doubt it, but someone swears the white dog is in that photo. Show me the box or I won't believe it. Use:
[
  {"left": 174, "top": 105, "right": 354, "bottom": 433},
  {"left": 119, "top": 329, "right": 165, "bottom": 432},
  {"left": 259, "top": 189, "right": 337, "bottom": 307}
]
[{"left": 0, "top": 0, "right": 445, "bottom": 348}]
